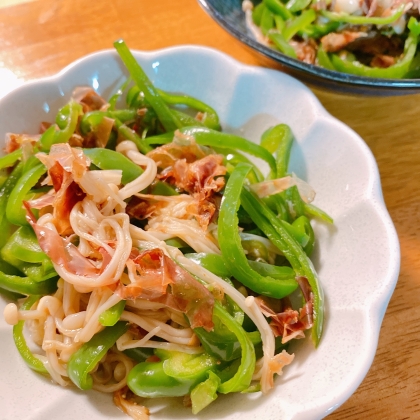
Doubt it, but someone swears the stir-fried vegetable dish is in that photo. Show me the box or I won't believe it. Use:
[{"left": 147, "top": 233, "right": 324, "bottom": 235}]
[
  {"left": 0, "top": 40, "right": 332, "bottom": 419},
  {"left": 244, "top": 0, "right": 420, "bottom": 78}
]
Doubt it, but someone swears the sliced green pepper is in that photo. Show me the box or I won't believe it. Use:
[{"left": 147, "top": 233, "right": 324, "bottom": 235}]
[
  {"left": 263, "top": 0, "right": 292, "bottom": 20},
  {"left": 240, "top": 187, "right": 324, "bottom": 346},
  {"left": 114, "top": 40, "right": 182, "bottom": 132},
  {"left": 67, "top": 321, "right": 128, "bottom": 390},
  {"left": 6, "top": 163, "right": 47, "bottom": 226},
  {"left": 268, "top": 32, "right": 297, "bottom": 59},
  {"left": 160, "top": 350, "right": 217, "bottom": 379},
  {"left": 219, "top": 163, "right": 298, "bottom": 299},
  {"left": 0, "top": 162, "right": 24, "bottom": 248},
  {"left": 321, "top": 3, "right": 404, "bottom": 25},
  {"left": 79, "top": 109, "right": 136, "bottom": 135},
  {"left": 330, "top": 29, "right": 418, "bottom": 79},
  {"left": 0, "top": 148, "right": 22, "bottom": 170},
  {"left": 292, "top": 215, "right": 315, "bottom": 256},
  {"left": 123, "top": 347, "right": 154, "bottom": 362},
  {"left": 99, "top": 300, "right": 126, "bottom": 326},
  {"left": 191, "top": 371, "right": 221, "bottom": 414},
  {"left": 83, "top": 148, "right": 143, "bottom": 184},
  {"left": 286, "top": 0, "right": 311, "bottom": 12},
  {"left": 282, "top": 9, "right": 316, "bottom": 42},
  {"left": 13, "top": 295, "right": 48, "bottom": 374},
  {"left": 128, "top": 349, "right": 216, "bottom": 398},
  {"left": 128, "top": 359, "right": 204, "bottom": 398},
  {"left": 39, "top": 101, "right": 82, "bottom": 152},
  {"left": 3, "top": 226, "right": 50, "bottom": 264},
  {"left": 213, "top": 303, "right": 255, "bottom": 394},
  {"left": 178, "top": 126, "right": 277, "bottom": 175},
  {"left": 304, "top": 202, "right": 334, "bottom": 224}
]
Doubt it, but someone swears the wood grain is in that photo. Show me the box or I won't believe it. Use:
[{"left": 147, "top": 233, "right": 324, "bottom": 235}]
[{"left": 0, "top": 0, "right": 419, "bottom": 418}]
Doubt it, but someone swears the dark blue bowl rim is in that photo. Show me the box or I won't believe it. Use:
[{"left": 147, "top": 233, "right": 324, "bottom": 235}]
[{"left": 198, "top": 0, "right": 420, "bottom": 90}]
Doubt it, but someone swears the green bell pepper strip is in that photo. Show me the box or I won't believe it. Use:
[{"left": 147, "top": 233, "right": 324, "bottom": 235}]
[
  {"left": 171, "top": 109, "right": 208, "bottom": 129},
  {"left": 161, "top": 351, "right": 217, "bottom": 379},
  {"left": 268, "top": 32, "right": 297, "bottom": 59},
  {"left": 127, "top": 85, "right": 221, "bottom": 130},
  {"left": 405, "top": 53, "right": 420, "bottom": 78},
  {"left": 252, "top": 2, "right": 265, "bottom": 25},
  {"left": 184, "top": 252, "right": 231, "bottom": 278},
  {"left": 208, "top": 146, "right": 265, "bottom": 183},
  {"left": 263, "top": 0, "right": 292, "bottom": 20},
  {"left": 177, "top": 127, "right": 277, "bottom": 175},
  {"left": 261, "top": 123, "right": 294, "bottom": 178},
  {"left": 321, "top": 3, "right": 405, "bottom": 25},
  {"left": 114, "top": 118, "right": 153, "bottom": 154},
  {"left": 263, "top": 194, "right": 290, "bottom": 222},
  {"left": 304, "top": 202, "right": 333, "bottom": 224},
  {"left": 39, "top": 101, "right": 82, "bottom": 152},
  {"left": 0, "top": 148, "right": 22, "bottom": 170},
  {"left": 13, "top": 295, "right": 48, "bottom": 374},
  {"left": 302, "top": 21, "right": 340, "bottom": 39},
  {"left": 128, "top": 358, "right": 205, "bottom": 398},
  {"left": 274, "top": 14, "right": 285, "bottom": 32},
  {"left": 0, "top": 243, "right": 56, "bottom": 282},
  {"left": 286, "top": 0, "right": 311, "bottom": 12},
  {"left": 260, "top": 4, "right": 275, "bottom": 35},
  {"left": 282, "top": 9, "right": 316, "bottom": 42},
  {"left": 126, "top": 85, "right": 146, "bottom": 108},
  {"left": 83, "top": 148, "right": 143, "bottom": 184},
  {"left": 240, "top": 187, "right": 324, "bottom": 346},
  {"left": 281, "top": 184, "right": 305, "bottom": 220},
  {"left": 3, "top": 226, "right": 50, "bottom": 263},
  {"left": 83, "top": 148, "right": 177, "bottom": 195},
  {"left": 1, "top": 225, "right": 57, "bottom": 283},
  {"left": 146, "top": 179, "right": 178, "bottom": 196},
  {"left": 214, "top": 302, "right": 255, "bottom": 394},
  {"left": 0, "top": 271, "right": 57, "bottom": 295},
  {"left": 194, "top": 318, "right": 261, "bottom": 362},
  {"left": 6, "top": 163, "right": 47, "bottom": 226},
  {"left": 79, "top": 109, "right": 136, "bottom": 135},
  {"left": 329, "top": 24, "right": 418, "bottom": 79},
  {"left": 0, "top": 162, "right": 24, "bottom": 248},
  {"left": 114, "top": 40, "right": 182, "bottom": 132},
  {"left": 67, "top": 321, "right": 128, "bottom": 390},
  {"left": 156, "top": 88, "right": 221, "bottom": 131},
  {"left": 316, "top": 45, "right": 336, "bottom": 71},
  {"left": 408, "top": 16, "right": 420, "bottom": 35},
  {"left": 0, "top": 256, "right": 57, "bottom": 296},
  {"left": 219, "top": 163, "right": 298, "bottom": 299},
  {"left": 99, "top": 300, "right": 126, "bottom": 326},
  {"left": 108, "top": 77, "right": 132, "bottom": 110},
  {"left": 185, "top": 250, "right": 297, "bottom": 281},
  {"left": 292, "top": 215, "right": 315, "bottom": 256},
  {"left": 191, "top": 371, "right": 221, "bottom": 414},
  {"left": 123, "top": 347, "right": 154, "bottom": 362},
  {"left": 22, "top": 154, "right": 43, "bottom": 174}
]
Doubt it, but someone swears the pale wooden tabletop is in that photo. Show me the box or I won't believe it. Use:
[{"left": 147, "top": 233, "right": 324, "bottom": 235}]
[{"left": 0, "top": 0, "right": 419, "bottom": 418}]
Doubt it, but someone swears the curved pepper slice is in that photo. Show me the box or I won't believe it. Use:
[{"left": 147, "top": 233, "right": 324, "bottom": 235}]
[
  {"left": 6, "top": 163, "right": 47, "bottom": 226},
  {"left": 240, "top": 188, "right": 324, "bottom": 346},
  {"left": 114, "top": 40, "right": 182, "bottom": 132},
  {"left": 67, "top": 321, "right": 128, "bottom": 390},
  {"left": 219, "top": 163, "right": 297, "bottom": 299},
  {"left": 39, "top": 101, "right": 82, "bottom": 152},
  {"left": 13, "top": 295, "right": 48, "bottom": 374}
]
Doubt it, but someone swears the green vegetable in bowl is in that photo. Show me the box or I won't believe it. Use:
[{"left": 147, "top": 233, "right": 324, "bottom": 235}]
[
  {"left": 246, "top": 0, "right": 420, "bottom": 78},
  {"left": 0, "top": 39, "right": 332, "bottom": 418}
]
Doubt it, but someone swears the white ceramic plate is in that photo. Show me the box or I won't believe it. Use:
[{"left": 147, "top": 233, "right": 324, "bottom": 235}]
[{"left": 0, "top": 46, "right": 400, "bottom": 420}]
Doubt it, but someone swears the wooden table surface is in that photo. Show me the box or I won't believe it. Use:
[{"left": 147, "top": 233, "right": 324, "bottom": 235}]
[{"left": 0, "top": 0, "right": 419, "bottom": 418}]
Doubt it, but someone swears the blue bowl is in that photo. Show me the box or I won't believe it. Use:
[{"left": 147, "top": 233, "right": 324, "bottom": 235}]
[{"left": 198, "top": 0, "right": 420, "bottom": 94}]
